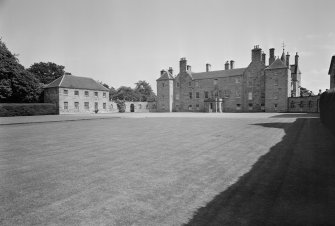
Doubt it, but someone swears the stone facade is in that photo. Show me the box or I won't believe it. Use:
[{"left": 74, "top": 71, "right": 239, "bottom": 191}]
[
  {"left": 45, "top": 87, "right": 111, "bottom": 114},
  {"left": 288, "top": 96, "right": 320, "bottom": 113},
  {"left": 157, "top": 45, "right": 302, "bottom": 113},
  {"left": 44, "top": 74, "right": 112, "bottom": 114}
]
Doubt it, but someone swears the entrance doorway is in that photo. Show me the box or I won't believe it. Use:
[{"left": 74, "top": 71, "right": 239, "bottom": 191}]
[{"left": 130, "top": 104, "right": 135, "bottom": 112}]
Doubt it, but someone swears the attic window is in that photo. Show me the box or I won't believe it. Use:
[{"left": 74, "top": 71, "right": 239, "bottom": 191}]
[
  {"left": 94, "top": 92, "right": 98, "bottom": 97},
  {"left": 74, "top": 90, "right": 79, "bottom": 96},
  {"left": 103, "top": 92, "right": 106, "bottom": 98},
  {"left": 64, "top": 89, "right": 68, "bottom": 95},
  {"left": 85, "top": 91, "right": 89, "bottom": 96}
]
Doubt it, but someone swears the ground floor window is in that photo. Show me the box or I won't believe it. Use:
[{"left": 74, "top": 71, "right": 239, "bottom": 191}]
[
  {"left": 188, "top": 105, "right": 192, "bottom": 110},
  {"left": 236, "top": 104, "right": 241, "bottom": 110},
  {"left": 196, "top": 104, "right": 200, "bottom": 110},
  {"left": 84, "top": 102, "right": 89, "bottom": 110},
  {"left": 274, "top": 103, "right": 278, "bottom": 110},
  {"left": 64, "top": 102, "right": 68, "bottom": 110},
  {"left": 248, "top": 103, "right": 253, "bottom": 110},
  {"left": 74, "top": 102, "right": 79, "bottom": 110},
  {"left": 103, "top": 103, "right": 106, "bottom": 110},
  {"left": 205, "top": 91, "right": 209, "bottom": 98},
  {"left": 290, "top": 101, "right": 295, "bottom": 108}
]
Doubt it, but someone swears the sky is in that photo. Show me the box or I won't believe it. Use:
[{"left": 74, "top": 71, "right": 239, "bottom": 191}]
[{"left": 1, "top": 0, "right": 334, "bottom": 93}]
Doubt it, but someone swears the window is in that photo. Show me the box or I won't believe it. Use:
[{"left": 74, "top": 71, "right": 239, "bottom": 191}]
[
  {"left": 274, "top": 104, "right": 278, "bottom": 108},
  {"left": 85, "top": 91, "right": 89, "bottom": 96},
  {"left": 162, "top": 83, "right": 165, "bottom": 87},
  {"left": 189, "top": 92, "right": 192, "bottom": 99},
  {"left": 300, "top": 101, "right": 304, "bottom": 108},
  {"left": 196, "top": 104, "right": 200, "bottom": 110},
  {"left": 103, "top": 103, "right": 106, "bottom": 110},
  {"left": 236, "top": 90, "right": 240, "bottom": 98},
  {"left": 290, "top": 101, "right": 295, "bottom": 108},
  {"left": 176, "top": 93, "right": 180, "bottom": 100},
  {"left": 64, "top": 89, "right": 68, "bottom": 95},
  {"left": 196, "top": 92, "right": 200, "bottom": 99},
  {"left": 195, "top": 81, "right": 199, "bottom": 87},
  {"left": 94, "top": 92, "right": 98, "bottom": 97},
  {"left": 236, "top": 104, "right": 241, "bottom": 110},
  {"left": 213, "top": 79, "right": 218, "bottom": 85},
  {"left": 176, "top": 82, "right": 180, "bottom": 87},
  {"left": 64, "top": 102, "right": 68, "bottom": 110},
  {"left": 84, "top": 102, "right": 89, "bottom": 110},
  {"left": 188, "top": 105, "right": 192, "bottom": 110},
  {"left": 205, "top": 91, "right": 209, "bottom": 98},
  {"left": 235, "top": 77, "right": 240, "bottom": 83},
  {"left": 248, "top": 92, "right": 252, "bottom": 100},
  {"left": 74, "top": 90, "right": 79, "bottom": 96},
  {"left": 74, "top": 102, "right": 79, "bottom": 109},
  {"left": 274, "top": 78, "right": 278, "bottom": 86},
  {"left": 188, "top": 82, "right": 192, "bottom": 87},
  {"left": 248, "top": 103, "right": 253, "bottom": 110},
  {"left": 103, "top": 92, "right": 106, "bottom": 98}
]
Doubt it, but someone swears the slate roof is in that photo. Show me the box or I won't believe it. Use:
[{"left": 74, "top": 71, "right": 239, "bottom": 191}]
[
  {"left": 267, "top": 58, "right": 287, "bottom": 69},
  {"left": 156, "top": 71, "right": 174, "bottom": 81},
  {"left": 45, "top": 74, "right": 109, "bottom": 91},
  {"left": 191, "top": 68, "right": 246, "bottom": 80},
  {"left": 329, "top": 55, "right": 335, "bottom": 75}
]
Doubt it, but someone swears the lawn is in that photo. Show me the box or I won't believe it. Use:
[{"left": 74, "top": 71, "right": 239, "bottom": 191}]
[{"left": 1, "top": 114, "right": 334, "bottom": 225}]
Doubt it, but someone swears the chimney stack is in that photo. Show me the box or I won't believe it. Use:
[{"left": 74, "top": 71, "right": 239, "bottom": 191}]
[
  {"left": 187, "top": 65, "right": 191, "bottom": 71},
  {"left": 295, "top": 52, "right": 299, "bottom": 66},
  {"left": 168, "top": 67, "right": 173, "bottom": 75},
  {"left": 206, "top": 63, "right": 211, "bottom": 72},
  {"left": 251, "top": 45, "right": 262, "bottom": 62},
  {"left": 262, "top": 52, "right": 266, "bottom": 65},
  {"left": 230, "top": 60, "right": 235, "bottom": 69},
  {"left": 225, "top": 61, "right": 230, "bottom": 70},
  {"left": 160, "top": 69, "right": 165, "bottom": 76},
  {"left": 269, "top": 48, "right": 275, "bottom": 65},
  {"left": 180, "top": 57, "right": 187, "bottom": 73},
  {"left": 286, "top": 52, "right": 290, "bottom": 68}
]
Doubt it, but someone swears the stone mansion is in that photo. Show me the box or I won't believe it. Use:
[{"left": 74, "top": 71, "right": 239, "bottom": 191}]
[{"left": 156, "top": 45, "right": 302, "bottom": 112}]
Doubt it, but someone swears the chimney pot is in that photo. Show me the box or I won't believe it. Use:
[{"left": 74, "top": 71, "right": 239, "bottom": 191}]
[
  {"left": 269, "top": 48, "right": 275, "bottom": 65},
  {"left": 225, "top": 61, "right": 230, "bottom": 70},
  {"left": 168, "top": 67, "right": 173, "bottom": 75},
  {"left": 187, "top": 65, "right": 191, "bottom": 71},
  {"left": 206, "top": 63, "right": 211, "bottom": 72},
  {"left": 230, "top": 60, "right": 235, "bottom": 69}
]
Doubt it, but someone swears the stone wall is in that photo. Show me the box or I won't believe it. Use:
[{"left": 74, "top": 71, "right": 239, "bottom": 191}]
[
  {"left": 124, "top": 102, "right": 152, "bottom": 113},
  {"left": 288, "top": 96, "right": 320, "bottom": 113},
  {"left": 264, "top": 68, "right": 290, "bottom": 112},
  {"left": 157, "top": 79, "right": 173, "bottom": 112}
]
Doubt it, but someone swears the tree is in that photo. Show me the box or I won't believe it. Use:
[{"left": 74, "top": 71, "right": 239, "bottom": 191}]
[
  {"left": 28, "top": 62, "right": 65, "bottom": 84},
  {"left": 0, "top": 38, "right": 42, "bottom": 103},
  {"left": 114, "top": 86, "right": 140, "bottom": 101},
  {"left": 134, "top": 80, "right": 156, "bottom": 101},
  {"left": 109, "top": 86, "right": 117, "bottom": 100}
]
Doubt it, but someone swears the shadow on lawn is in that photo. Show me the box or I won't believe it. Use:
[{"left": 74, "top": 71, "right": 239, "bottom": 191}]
[
  {"left": 270, "top": 113, "right": 319, "bottom": 118},
  {"left": 185, "top": 118, "right": 335, "bottom": 226}
]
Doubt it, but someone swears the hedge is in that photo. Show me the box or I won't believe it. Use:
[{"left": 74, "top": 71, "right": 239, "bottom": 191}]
[
  {"left": 319, "top": 89, "right": 335, "bottom": 136},
  {"left": 0, "top": 103, "right": 58, "bottom": 117}
]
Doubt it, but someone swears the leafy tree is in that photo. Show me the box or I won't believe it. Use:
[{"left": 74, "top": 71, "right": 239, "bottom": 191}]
[
  {"left": 27, "top": 62, "right": 65, "bottom": 84},
  {"left": 109, "top": 86, "right": 117, "bottom": 100},
  {"left": 113, "top": 86, "right": 140, "bottom": 101},
  {"left": 0, "top": 39, "right": 42, "bottom": 102},
  {"left": 134, "top": 80, "right": 156, "bottom": 101}
]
